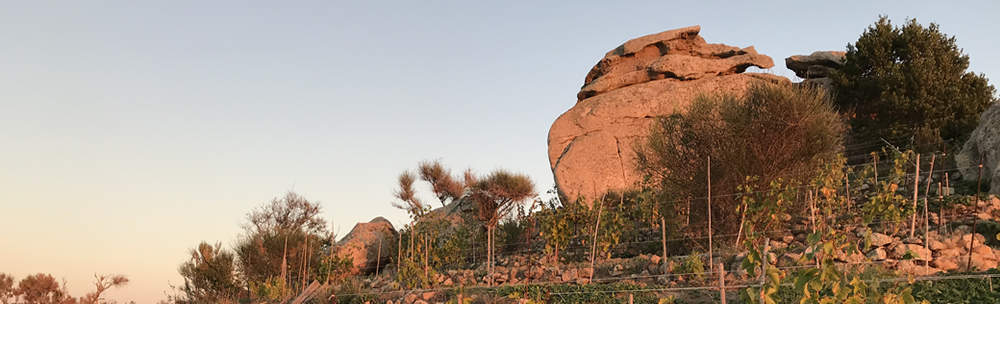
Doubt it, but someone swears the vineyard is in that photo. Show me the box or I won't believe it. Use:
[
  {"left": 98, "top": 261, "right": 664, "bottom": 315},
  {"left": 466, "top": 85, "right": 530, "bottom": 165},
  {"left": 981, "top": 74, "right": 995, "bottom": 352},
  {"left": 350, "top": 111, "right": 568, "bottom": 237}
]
[{"left": 306, "top": 143, "right": 1000, "bottom": 304}]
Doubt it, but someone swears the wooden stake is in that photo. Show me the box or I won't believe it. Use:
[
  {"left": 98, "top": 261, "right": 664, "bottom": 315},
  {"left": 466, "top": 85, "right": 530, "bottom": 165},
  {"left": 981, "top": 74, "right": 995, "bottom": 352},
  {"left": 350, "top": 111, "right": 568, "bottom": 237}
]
[
  {"left": 808, "top": 190, "right": 816, "bottom": 232},
  {"left": 874, "top": 154, "right": 878, "bottom": 184},
  {"left": 945, "top": 173, "right": 950, "bottom": 197},
  {"left": 527, "top": 218, "right": 533, "bottom": 284},
  {"left": 281, "top": 233, "right": 289, "bottom": 298},
  {"left": 301, "top": 238, "right": 308, "bottom": 293},
  {"left": 938, "top": 182, "right": 945, "bottom": 237},
  {"left": 424, "top": 234, "right": 429, "bottom": 277},
  {"left": 759, "top": 238, "right": 770, "bottom": 304},
  {"left": 487, "top": 226, "right": 492, "bottom": 286},
  {"left": 845, "top": 172, "right": 852, "bottom": 212},
  {"left": 967, "top": 156, "right": 984, "bottom": 270},
  {"left": 707, "top": 155, "right": 713, "bottom": 272},
  {"left": 924, "top": 154, "right": 936, "bottom": 197},
  {"left": 661, "top": 217, "right": 667, "bottom": 283},
  {"left": 629, "top": 293, "right": 634, "bottom": 304},
  {"left": 589, "top": 195, "right": 606, "bottom": 285},
  {"left": 735, "top": 204, "right": 747, "bottom": 247},
  {"left": 376, "top": 238, "right": 382, "bottom": 277},
  {"left": 719, "top": 260, "right": 726, "bottom": 304},
  {"left": 808, "top": 190, "right": 819, "bottom": 268},
  {"left": 909, "top": 153, "right": 920, "bottom": 239},
  {"left": 686, "top": 197, "right": 691, "bottom": 227}
]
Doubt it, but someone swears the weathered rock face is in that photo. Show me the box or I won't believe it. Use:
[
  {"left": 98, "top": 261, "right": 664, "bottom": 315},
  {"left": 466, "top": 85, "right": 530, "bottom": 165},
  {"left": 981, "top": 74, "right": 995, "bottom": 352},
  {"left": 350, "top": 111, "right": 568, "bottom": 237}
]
[
  {"left": 578, "top": 26, "right": 775, "bottom": 101},
  {"left": 427, "top": 196, "right": 477, "bottom": 225},
  {"left": 785, "top": 51, "right": 846, "bottom": 91},
  {"left": 548, "top": 26, "right": 786, "bottom": 203},
  {"left": 785, "top": 51, "right": 846, "bottom": 78},
  {"left": 956, "top": 103, "right": 1000, "bottom": 193},
  {"left": 336, "top": 217, "right": 397, "bottom": 274}
]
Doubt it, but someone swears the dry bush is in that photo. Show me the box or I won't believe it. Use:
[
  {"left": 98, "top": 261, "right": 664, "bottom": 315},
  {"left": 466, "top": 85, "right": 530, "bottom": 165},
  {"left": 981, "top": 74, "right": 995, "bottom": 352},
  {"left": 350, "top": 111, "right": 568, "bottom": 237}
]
[{"left": 635, "top": 82, "right": 845, "bottom": 236}]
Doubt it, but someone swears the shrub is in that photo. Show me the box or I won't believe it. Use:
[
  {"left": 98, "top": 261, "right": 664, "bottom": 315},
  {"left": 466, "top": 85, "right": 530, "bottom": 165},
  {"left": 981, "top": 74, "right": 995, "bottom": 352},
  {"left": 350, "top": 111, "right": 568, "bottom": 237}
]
[
  {"left": 832, "top": 16, "right": 996, "bottom": 151},
  {"left": 635, "top": 81, "right": 845, "bottom": 235}
]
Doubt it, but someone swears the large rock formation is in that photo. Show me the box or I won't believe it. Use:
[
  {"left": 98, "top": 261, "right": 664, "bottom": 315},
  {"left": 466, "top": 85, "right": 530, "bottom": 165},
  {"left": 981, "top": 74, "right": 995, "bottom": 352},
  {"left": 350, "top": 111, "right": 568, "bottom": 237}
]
[
  {"left": 548, "top": 26, "right": 788, "bottom": 203},
  {"left": 336, "top": 217, "right": 397, "bottom": 274},
  {"left": 956, "top": 103, "right": 1000, "bottom": 192},
  {"left": 785, "top": 51, "right": 846, "bottom": 91}
]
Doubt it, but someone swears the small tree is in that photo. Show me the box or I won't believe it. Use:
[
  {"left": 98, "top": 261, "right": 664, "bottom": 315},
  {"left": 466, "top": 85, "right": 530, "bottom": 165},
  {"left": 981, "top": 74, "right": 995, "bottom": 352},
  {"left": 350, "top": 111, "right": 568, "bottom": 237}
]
[
  {"left": 392, "top": 161, "right": 472, "bottom": 274},
  {"left": 392, "top": 170, "right": 425, "bottom": 215},
  {"left": 80, "top": 274, "right": 129, "bottom": 304},
  {"left": 417, "top": 160, "right": 466, "bottom": 206},
  {"left": 0, "top": 273, "right": 15, "bottom": 304},
  {"left": 16, "top": 273, "right": 75, "bottom": 304},
  {"left": 831, "top": 16, "right": 996, "bottom": 150},
  {"left": 176, "top": 242, "right": 240, "bottom": 304},
  {"left": 468, "top": 169, "right": 536, "bottom": 285},
  {"left": 233, "top": 191, "right": 330, "bottom": 299}
]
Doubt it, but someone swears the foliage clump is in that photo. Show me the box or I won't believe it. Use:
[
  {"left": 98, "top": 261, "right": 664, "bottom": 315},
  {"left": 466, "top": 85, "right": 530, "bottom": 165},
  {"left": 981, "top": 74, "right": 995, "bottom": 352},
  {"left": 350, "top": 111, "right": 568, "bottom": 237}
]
[
  {"left": 831, "top": 16, "right": 996, "bottom": 150},
  {"left": 635, "top": 82, "right": 845, "bottom": 234}
]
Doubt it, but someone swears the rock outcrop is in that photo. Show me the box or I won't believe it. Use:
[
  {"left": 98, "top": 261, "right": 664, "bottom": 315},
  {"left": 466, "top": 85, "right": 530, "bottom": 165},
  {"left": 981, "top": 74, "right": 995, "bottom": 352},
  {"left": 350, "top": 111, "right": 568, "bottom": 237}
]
[
  {"left": 956, "top": 103, "right": 1000, "bottom": 193},
  {"left": 336, "top": 217, "right": 397, "bottom": 274},
  {"left": 578, "top": 26, "right": 775, "bottom": 101},
  {"left": 785, "top": 51, "right": 846, "bottom": 91},
  {"left": 785, "top": 51, "right": 845, "bottom": 78},
  {"left": 548, "top": 26, "right": 787, "bottom": 203}
]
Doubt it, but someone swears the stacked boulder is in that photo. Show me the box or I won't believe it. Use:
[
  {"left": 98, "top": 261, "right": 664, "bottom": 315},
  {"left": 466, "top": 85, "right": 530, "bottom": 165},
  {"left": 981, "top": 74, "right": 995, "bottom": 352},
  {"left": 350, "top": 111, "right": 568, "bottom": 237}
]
[
  {"left": 336, "top": 217, "right": 397, "bottom": 275},
  {"left": 548, "top": 25, "right": 788, "bottom": 204},
  {"left": 784, "top": 51, "right": 846, "bottom": 90}
]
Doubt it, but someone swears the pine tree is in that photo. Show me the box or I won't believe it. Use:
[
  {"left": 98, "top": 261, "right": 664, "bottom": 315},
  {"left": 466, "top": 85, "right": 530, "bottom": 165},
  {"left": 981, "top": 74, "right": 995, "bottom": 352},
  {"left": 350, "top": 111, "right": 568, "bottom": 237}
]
[{"left": 831, "top": 16, "right": 996, "bottom": 150}]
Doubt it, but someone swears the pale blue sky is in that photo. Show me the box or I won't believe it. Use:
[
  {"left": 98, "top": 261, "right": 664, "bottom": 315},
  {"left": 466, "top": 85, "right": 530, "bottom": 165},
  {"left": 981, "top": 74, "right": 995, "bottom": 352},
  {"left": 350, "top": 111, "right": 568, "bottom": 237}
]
[{"left": 2, "top": 1, "right": 997, "bottom": 303}]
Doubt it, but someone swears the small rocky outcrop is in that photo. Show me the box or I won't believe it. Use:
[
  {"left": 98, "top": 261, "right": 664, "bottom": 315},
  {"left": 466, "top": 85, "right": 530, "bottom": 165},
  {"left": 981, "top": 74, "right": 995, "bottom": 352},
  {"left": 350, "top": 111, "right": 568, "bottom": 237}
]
[
  {"left": 336, "top": 217, "right": 397, "bottom": 274},
  {"left": 956, "top": 103, "right": 1000, "bottom": 192},
  {"left": 426, "top": 196, "right": 478, "bottom": 225},
  {"left": 784, "top": 51, "right": 846, "bottom": 90},
  {"left": 548, "top": 25, "right": 787, "bottom": 204}
]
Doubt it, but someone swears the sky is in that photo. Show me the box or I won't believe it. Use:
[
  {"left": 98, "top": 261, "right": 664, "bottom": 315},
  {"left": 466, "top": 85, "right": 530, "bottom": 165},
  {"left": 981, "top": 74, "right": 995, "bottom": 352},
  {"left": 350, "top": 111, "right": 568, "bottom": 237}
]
[{"left": 1, "top": 0, "right": 998, "bottom": 303}]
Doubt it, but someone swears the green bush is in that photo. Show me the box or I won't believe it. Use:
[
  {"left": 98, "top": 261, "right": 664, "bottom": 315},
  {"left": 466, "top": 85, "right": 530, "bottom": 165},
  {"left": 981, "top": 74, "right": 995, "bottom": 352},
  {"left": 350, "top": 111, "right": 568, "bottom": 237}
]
[
  {"left": 635, "top": 81, "right": 845, "bottom": 235},
  {"left": 832, "top": 16, "right": 996, "bottom": 151}
]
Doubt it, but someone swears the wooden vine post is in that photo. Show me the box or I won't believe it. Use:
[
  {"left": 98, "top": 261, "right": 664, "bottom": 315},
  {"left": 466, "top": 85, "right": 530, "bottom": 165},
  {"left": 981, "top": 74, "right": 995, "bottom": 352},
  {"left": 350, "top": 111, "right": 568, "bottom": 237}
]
[
  {"left": 874, "top": 154, "right": 878, "bottom": 184},
  {"left": 424, "top": 235, "right": 429, "bottom": 277},
  {"left": 808, "top": 190, "right": 818, "bottom": 268},
  {"left": 808, "top": 190, "right": 816, "bottom": 232},
  {"left": 686, "top": 197, "right": 691, "bottom": 227},
  {"left": 397, "top": 226, "right": 403, "bottom": 270},
  {"left": 661, "top": 217, "right": 668, "bottom": 283},
  {"left": 968, "top": 155, "right": 984, "bottom": 270},
  {"left": 759, "top": 238, "right": 770, "bottom": 304},
  {"left": 845, "top": 172, "right": 852, "bottom": 212},
  {"left": 945, "top": 173, "right": 951, "bottom": 197},
  {"left": 938, "top": 183, "right": 945, "bottom": 237},
  {"left": 589, "top": 196, "right": 606, "bottom": 285},
  {"left": 922, "top": 154, "right": 936, "bottom": 252},
  {"left": 375, "top": 238, "right": 382, "bottom": 277},
  {"left": 718, "top": 260, "right": 726, "bottom": 304},
  {"left": 735, "top": 204, "right": 746, "bottom": 246},
  {"left": 707, "top": 155, "right": 713, "bottom": 272},
  {"left": 909, "top": 154, "right": 920, "bottom": 239}
]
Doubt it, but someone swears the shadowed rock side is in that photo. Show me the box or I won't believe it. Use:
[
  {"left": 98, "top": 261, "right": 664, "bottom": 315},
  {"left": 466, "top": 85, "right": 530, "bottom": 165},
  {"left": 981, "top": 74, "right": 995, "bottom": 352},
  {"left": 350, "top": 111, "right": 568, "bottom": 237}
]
[
  {"left": 336, "top": 217, "right": 397, "bottom": 275},
  {"left": 785, "top": 51, "right": 846, "bottom": 91},
  {"left": 957, "top": 103, "right": 1000, "bottom": 192},
  {"left": 549, "top": 26, "right": 788, "bottom": 204}
]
